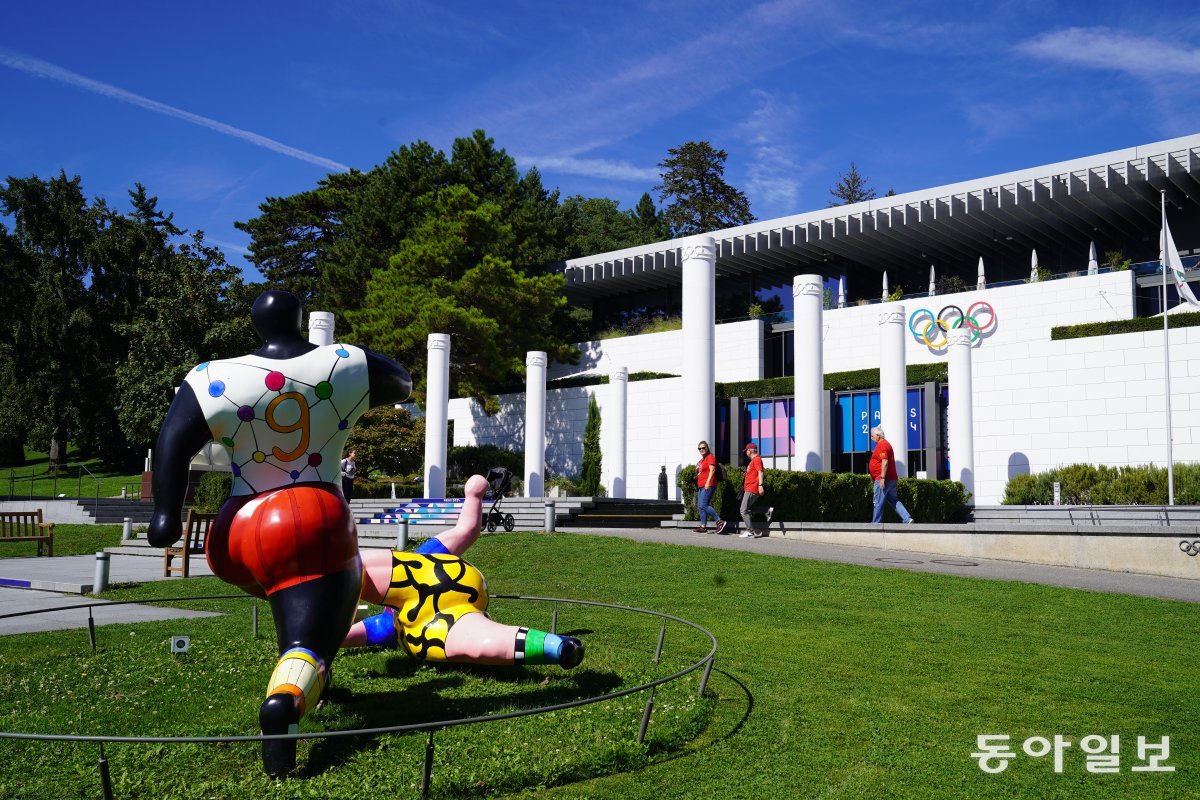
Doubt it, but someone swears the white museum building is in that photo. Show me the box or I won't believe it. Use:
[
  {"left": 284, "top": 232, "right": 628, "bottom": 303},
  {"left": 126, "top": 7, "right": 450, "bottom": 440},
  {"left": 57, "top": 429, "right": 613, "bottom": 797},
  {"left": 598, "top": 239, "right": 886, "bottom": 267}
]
[{"left": 441, "top": 133, "right": 1200, "bottom": 507}]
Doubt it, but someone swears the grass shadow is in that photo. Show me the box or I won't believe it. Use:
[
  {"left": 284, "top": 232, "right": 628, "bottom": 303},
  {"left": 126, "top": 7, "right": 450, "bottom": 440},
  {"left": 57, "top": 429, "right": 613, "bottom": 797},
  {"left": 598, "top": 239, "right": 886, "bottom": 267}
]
[{"left": 302, "top": 659, "right": 626, "bottom": 776}]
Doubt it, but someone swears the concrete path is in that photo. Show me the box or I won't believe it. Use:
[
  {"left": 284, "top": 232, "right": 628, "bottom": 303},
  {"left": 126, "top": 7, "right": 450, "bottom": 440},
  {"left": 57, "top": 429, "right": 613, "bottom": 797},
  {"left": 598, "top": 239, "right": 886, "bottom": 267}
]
[
  {"left": 0, "top": 554, "right": 219, "bottom": 636},
  {"left": 0, "top": 586, "right": 220, "bottom": 635}
]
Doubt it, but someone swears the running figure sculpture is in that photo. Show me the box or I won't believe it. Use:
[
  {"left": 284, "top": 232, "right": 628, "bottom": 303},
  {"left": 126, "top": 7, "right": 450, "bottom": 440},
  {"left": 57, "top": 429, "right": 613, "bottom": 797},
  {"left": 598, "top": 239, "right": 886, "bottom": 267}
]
[
  {"left": 148, "top": 290, "right": 412, "bottom": 777},
  {"left": 346, "top": 474, "right": 585, "bottom": 669}
]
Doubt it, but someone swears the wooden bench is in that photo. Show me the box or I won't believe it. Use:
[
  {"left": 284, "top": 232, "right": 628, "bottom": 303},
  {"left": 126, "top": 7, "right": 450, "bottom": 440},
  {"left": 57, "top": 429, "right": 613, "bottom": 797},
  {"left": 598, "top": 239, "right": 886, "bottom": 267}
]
[
  {"left": 163, "top": 510, "right": 216, "bottom": 578},
  {"left": 0, "top": 510, "right": 55, "bottom": 556}
]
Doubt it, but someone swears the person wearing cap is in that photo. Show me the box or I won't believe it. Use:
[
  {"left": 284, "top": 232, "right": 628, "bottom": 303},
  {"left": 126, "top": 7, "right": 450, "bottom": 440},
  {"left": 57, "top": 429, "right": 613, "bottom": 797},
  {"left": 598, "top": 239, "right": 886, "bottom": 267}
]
[{"left": 738, "top": 441, "right": 770, "bottom": 538}]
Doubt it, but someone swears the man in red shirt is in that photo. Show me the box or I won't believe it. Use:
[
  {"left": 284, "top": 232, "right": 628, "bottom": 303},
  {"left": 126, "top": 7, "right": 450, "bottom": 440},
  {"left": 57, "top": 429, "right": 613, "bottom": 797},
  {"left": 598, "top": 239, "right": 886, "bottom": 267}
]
[
  {"left": 737, "top": 442, "right": 772, "bottom": 539},
  {"left": 868, "top": 426, "right": 914, "bottom": 524}
]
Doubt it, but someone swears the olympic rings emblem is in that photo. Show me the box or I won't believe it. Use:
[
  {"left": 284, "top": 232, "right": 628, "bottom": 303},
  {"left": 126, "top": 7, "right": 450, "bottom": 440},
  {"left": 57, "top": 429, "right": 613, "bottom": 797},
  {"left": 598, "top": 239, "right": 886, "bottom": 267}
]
[
  {"left": 1180, "top": 540, "right": 1200, "bottom": 557},
  {"left": 908, "top": 301, "right": 996, "bottom": 349}
]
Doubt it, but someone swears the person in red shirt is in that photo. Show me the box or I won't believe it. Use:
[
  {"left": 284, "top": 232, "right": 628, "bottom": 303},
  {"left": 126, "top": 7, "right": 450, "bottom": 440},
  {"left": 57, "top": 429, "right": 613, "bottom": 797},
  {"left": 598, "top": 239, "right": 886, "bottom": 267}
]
[
  {"left": 737, "top": 442, "right": 772, "bottom": 539},
  {"left": 693, "top": 441, "right": 727, "bottom": 534},
  {"left": 868, "top": 426, "right": 914, "bottom": 524}
]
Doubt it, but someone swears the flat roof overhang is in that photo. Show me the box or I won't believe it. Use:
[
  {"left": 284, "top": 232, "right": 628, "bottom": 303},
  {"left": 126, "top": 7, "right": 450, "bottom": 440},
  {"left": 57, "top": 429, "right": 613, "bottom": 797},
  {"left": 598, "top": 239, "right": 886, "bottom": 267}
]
[{"left": 562, "top": 134, "right": 1200, "bottom": 300}]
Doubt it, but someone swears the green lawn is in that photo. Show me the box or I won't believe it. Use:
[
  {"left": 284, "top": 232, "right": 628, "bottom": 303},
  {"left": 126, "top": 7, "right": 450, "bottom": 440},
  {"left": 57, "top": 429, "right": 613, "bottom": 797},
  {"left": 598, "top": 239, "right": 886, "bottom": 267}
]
[
  {"left": 0, "top": 533, "right": 1195, "bottom": 799},
  {"left": 1, "top": 448, "right": 143, "bottom": 499},
  {"left": 0, "top": 523, "right": 124, "bottom": 558}
]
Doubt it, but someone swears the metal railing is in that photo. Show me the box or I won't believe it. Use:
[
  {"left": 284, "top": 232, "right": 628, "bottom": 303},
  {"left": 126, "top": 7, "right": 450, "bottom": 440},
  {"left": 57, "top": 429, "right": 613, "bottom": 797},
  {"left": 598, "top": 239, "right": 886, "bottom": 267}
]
[{"left": 0, "top": 464, "right": 141, "bottom": 503}]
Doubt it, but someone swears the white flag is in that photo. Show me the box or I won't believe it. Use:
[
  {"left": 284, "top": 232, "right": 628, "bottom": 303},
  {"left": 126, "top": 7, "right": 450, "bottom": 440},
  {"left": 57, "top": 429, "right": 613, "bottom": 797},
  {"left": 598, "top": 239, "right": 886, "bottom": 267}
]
[{"left": 1162, "top": 215, "right": 1200, "bottom": 307}]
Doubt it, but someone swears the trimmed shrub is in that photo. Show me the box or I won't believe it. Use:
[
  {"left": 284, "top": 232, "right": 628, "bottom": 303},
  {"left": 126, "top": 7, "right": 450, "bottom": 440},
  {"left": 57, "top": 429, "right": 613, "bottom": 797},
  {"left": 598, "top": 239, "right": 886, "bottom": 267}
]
[
  {"left": 447, "top": 445, "right": 522, "bottom": 480},
  {"left": 678, "top": 466, "right": 968, "bottom": 522},
  {"left": 1052, "top": 311, "right": 1200, "bottom": 341},
  {"left": 718, "top": 363, "right": 948, "bottom": 399},
  {"left": 193, "top": 471, "right": 232, "bottom": 513},
  {"left": 1001, "top": 462, "right": 1200, "bottom": 505}
]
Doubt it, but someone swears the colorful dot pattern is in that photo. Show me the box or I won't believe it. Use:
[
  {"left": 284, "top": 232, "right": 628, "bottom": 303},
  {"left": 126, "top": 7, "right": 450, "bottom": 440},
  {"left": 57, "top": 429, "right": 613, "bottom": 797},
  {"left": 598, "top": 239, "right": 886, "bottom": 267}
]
[{"left": 185, "top": 344, "right": 370, "bottom": 497}]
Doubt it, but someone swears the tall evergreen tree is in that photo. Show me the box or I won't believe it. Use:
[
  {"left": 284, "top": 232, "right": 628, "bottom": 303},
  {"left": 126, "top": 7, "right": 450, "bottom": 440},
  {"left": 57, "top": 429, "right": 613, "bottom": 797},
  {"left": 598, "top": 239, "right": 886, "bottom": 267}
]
[
  {"left": 0, "top": 172, "right": 102, "bottom": 469},
  {"left": 235, "top": 171, "right": 369, "bottom": 306},
  {"left": 828, "top": 162, "right": 878, "bottom": 207},
  {"left": 655, "top": 141, "right": 754, "bottom": 237},
  {"left": 631, "top": 192, "right": 666, "bottom": 241},
  {"left": 580, "top": 394, "right": 602, "bottom": 496}
]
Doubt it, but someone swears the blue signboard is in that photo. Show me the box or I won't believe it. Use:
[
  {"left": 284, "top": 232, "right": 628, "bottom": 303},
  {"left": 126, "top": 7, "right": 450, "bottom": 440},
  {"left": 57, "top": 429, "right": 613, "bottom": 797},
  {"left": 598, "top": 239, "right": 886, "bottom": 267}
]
[
  {"left": 907, "top": 388, "right": 922, "bottom": 451},
  {"left": 852, "top": 393, "right": 869, "bottom": 451},
  {"left": 836, "top": 388, "right": 926, "bottom": 454}
]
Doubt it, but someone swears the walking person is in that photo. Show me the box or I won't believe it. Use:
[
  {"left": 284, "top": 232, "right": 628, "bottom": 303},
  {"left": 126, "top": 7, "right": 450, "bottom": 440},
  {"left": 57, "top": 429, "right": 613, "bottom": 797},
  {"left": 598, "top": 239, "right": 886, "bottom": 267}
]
[
  {"left": 340, "top": 449, "right": 357, "bottom": 501},
  {"left": 869, "top": 426, "right": 914, "bottom": 524},
  {"left": 738, "top": 442, "right": 772, "bottom": 538},
  {"left": 693, "top": 441, "right": 727, "bottom": 534}
]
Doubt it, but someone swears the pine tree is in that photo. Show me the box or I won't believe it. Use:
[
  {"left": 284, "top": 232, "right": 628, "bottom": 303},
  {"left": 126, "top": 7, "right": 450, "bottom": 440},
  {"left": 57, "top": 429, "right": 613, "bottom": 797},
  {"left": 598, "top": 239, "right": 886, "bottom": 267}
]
[
  {"left": 828, "top": 162, "right": 877, "bottom": 207},
  {"left": 580, "top": 394, "right": 602, "bottom": 496},
  {"left": 655, "top": 141, "right": 754, "bottom": 237}
]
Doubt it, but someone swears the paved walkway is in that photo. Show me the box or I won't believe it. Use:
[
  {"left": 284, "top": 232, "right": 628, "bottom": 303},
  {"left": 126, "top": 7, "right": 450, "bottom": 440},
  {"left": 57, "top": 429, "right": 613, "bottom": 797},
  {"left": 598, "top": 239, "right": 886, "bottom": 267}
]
[
  {"left": 0, "top": 554, "right": 218, "bottom": 635},
  {"left": 1, "top": 527, "right": 1196, "bottom": 637}
]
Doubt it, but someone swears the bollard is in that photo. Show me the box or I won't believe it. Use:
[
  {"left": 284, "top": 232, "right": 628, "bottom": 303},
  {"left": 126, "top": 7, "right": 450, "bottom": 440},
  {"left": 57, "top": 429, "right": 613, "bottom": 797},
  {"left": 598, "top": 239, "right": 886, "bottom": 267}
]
[
  {"left": 396, "top": 520, "right": 409, "bottom": 550},
  {"left": 544, "top": 499, "right": 556, "bottom": 532},
  {"left": 120, "top": 486, "right": 127, "bottom": 499},
  {"left": 121, "top": 517, "right": 133, "bottom": 542},
  {"left": 390, "top": 481, "right": 397, "bottom": 500},
  {"left": 93, "top": 552, "right": 110, "bottom": 594},
  {"left": 658, "top": 466, "right": 668, "bottom": 501},
  {"left": 1053, "top": 481, "right": 1061, "bottom": 506}
]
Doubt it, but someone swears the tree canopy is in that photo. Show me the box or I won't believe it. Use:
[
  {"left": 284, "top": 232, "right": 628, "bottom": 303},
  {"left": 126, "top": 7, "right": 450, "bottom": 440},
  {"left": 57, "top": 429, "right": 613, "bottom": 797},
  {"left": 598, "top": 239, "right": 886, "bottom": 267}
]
[
  {"left": 0, "top": 173, "right": 255, "bottom": 468},
  {"left": 345, "top": 185, "right": 571, "bottom": 403},
  {"left": 655, "top": 141, "right": 754, "bottom": 237}
]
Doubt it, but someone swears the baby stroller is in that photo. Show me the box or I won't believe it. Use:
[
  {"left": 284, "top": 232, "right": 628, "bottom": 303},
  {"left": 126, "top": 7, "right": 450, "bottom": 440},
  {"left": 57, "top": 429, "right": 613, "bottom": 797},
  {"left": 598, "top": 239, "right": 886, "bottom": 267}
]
[{"left": 483, "top": 466, "right": 515, "bottom": 532}]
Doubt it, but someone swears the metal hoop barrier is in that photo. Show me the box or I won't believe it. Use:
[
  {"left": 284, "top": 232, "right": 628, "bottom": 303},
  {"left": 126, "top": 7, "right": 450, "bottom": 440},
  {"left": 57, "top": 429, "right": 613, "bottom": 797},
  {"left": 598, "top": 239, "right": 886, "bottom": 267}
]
[
  {"left": 1180, "top": 540, "right": 1200, "bottom": 557},
  {"left": 908, "top": 300, "right": 997, "bottom": 349},
  {"left": 0, "top": 593, "right": 718, "bottom": 799}
]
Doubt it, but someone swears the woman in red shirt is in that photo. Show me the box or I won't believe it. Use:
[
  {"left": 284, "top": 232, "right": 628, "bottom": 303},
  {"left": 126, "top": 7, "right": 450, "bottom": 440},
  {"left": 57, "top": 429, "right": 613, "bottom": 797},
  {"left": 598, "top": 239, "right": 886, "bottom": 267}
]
[{"left": 694, "top": 441, "right": 727, "bottom": 534}]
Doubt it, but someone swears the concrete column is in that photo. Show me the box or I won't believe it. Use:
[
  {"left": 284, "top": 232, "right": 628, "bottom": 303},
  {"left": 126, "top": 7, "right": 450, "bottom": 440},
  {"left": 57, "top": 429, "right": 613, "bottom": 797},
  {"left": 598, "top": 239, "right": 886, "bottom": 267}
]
[
  {"left": 947, "top": 329, "right": 975, "bottom": 504},
  {"left": 681, "top": 235, "right": 716, "bottom": 464},
  {"left": 424, "top": 334, "right": 450, "bottom": 499},
  {"left": 524, "top": 351, "right": 547, "bottom": 498},
  {"left": 307, "top": 311, "right": 334, "bottom": 346},
  {"left": 879, "top": 306, "right": 908, "bottom": 478},
  {"left": 793, "top": 275, "right": 824, "bottom": 471},
  {"left": 609, "top": 366, "right": 628, "bottom": 498}
]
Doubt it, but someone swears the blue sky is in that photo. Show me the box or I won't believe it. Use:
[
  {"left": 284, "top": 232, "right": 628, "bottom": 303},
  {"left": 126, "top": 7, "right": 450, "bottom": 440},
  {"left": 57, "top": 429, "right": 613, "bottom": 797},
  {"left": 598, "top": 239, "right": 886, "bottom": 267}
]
[{"left": 3, "top": 1, "right": 1200, "bottom": 280}]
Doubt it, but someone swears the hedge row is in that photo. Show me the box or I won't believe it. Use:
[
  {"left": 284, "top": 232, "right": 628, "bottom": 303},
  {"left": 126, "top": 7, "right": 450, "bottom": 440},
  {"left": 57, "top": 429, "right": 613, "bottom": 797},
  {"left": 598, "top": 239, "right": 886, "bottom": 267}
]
[
  {"left": 677, "top": 465, "right": 969, "bottom": 523},
  {"left": 717, "top": 362, "right": 948, "bottom": 399},
  {"left": 494, "top": 370, "right": 680, "bottom": 393},
  {"left": 1051, "top": 311, "right": 1200, "bottom": 341},
  {"left": 1002, "top": 462, "right": 1200, "bottom": 505}
]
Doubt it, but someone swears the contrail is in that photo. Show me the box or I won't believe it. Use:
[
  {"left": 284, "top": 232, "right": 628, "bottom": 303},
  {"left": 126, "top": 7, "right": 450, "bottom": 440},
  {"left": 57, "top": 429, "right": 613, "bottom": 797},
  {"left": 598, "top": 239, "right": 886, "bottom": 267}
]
[{"left": 0, "top": 49, "right": 350, "bottom": 172}]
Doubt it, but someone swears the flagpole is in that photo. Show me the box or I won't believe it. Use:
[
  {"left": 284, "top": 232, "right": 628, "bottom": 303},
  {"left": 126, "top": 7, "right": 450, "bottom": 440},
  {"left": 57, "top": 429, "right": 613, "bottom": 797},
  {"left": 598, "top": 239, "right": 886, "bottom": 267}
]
[{"left": 1161, "top": 191, "right": 1176, "bottom": 505}]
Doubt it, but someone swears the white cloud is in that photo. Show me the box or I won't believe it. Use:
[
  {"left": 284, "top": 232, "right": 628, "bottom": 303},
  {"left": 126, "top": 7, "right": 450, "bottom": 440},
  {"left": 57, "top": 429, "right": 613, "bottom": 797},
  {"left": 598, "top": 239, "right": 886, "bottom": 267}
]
[
  {"left": 1016, "top": 27, "right": 1200, "bottom": 78},
  {"left": 738, "top": 90, "right": 816, "bottom": 216},
  {"left": 426, "top": 0, "right": 824, "bottom": 157},
  {"left": 207, "top": 237, "right": 251, "bottom": 256},
  {"left": 516, "top": 154, "right": 659, "bottom": 183},
  {"left": 0, "top": 49, "right": 350, "bottom": 172}
]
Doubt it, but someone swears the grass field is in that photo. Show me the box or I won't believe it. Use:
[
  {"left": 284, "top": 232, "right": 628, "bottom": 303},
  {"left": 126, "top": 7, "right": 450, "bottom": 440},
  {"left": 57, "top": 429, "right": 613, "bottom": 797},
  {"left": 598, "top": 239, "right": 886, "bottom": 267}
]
[
  {"left": 0, "top": 448, "right": 142, "bottom": 499},
  {"left": 0, "top": 532, "right": 1195, "bottom": 799},
  {"left": 0, "top": 523, "right": 124, "bottom": 558}
]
